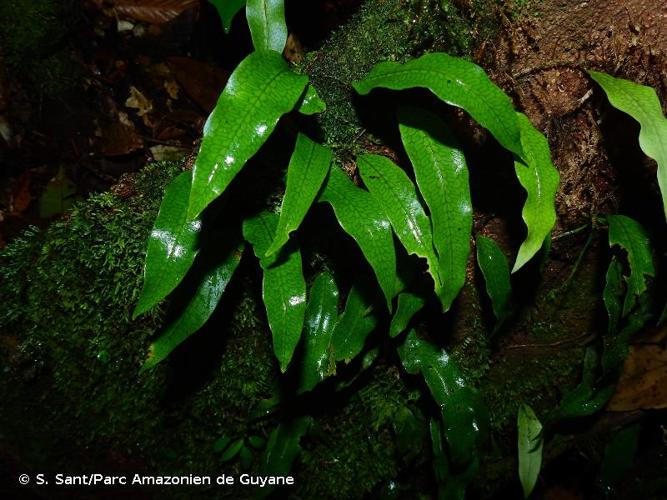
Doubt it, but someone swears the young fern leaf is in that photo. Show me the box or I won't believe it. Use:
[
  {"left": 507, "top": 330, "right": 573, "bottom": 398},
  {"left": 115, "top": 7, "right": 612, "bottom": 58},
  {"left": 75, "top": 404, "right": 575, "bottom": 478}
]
[
  {"left": 352, "top": 52, "right": 525, "bottom": 160},
  {"left": 513, "top": 113, "right": 559, "bottom": 272},
  {"left": 134, "top": 171, "right": 200, "bottom": 318},
  {"left": 297, "top": 84, "right": 327, "bottom": 115},
  {"left": 589, "top": 71, "right": 667, "bottom": 219},
  {"left": 298, "top": 272, "right": 339, "bottom": 393},
  {"left": 143, "top": 240, "right": 244, "bottom": 370},
  {"left": 243, "top": 211, "right": 307, "bottom": 372},
  {"left": 357, "top": 154, "right": 443, "bottom": 301},
  {"left": 398, "top": 106, "right": 472, "bottom": 311},
  {"left": 246, "top": 0, "right": 287, "bottom": 53},
  {"left": 389, "top": 292, "right": 426, "bottom": 338},
  {"left": 209, "top": 0, "right": 245, "bottom": 33},
  {"left": 331, "top": 284, "right": 378, "bottom": 363},
  {"left": 517, "top": 404, "right": 543, "bottom": 499},
  {"left": 188, "top": 51, "right": 308, "bottom": 219},
  {"left": 476, "top": 235, "right": 512, "bottom": 327},
  {"left": 607, "top": 215, "right": 655, "bottom": 316},
  {"left": 266, "top": 134, "right": 332, "bottom": 257},
  {"left": 318, "top": 167, "right": 396, "bottom": 309}
]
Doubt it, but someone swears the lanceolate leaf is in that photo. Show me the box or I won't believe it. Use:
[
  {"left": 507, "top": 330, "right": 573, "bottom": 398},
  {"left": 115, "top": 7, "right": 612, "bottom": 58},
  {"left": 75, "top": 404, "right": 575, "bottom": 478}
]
[
  {"left": 603, "top": 257, "right": 624, "bottom": 336},
  {"left": 243, "top": 211, "right": 306, "bottom": 372},
  {"left": 589, "top": 71, "right": 667, "bottom": 219},
  {"left": 318, "top": 166, "right": 396, "bottom": 308},
  {"left": 398, "top": 106, "right": 472, "bottom": 311},
  {"left": 352, "top": 52, "right": 524, "bottom": 159},
  {"left": 299, "top": 272, "right": 339, "bottom": 393},
  {"left": 266, "top": 135, "right": 332, "bottom": 257},
  {"left": 476, "top": 235, "right": 511, "bottom": 326},
  {"left": 389, "top": 292, "right": 425, "bottom": 338},
  {"left": 134, "top": 171, "right": 200, "bottom": 318},
  {"left": 246, "top": 0, "right": 287, "bottom": 53},
  {"left": 297, "top": 84, "right": 327, "bottom": 115},
  {"left": 607, "top": 215, "right": 655, "bottom": 316},
  {"left": 331, "top": 284, "right": 378, "bottom": 363},
  {"left": 143, "top": 240, "right": 244, "bottom": 370},
  {"left": 513, "top": 113, "right": 559, "bottom": 272},
  {"left": 517, "top": 404, "right": 543, "bottom": 499},
  {"left": 208, "top": 0, "right": 245, "bottom": 33},
  {"left": 188, "top": 51, "right": 308, "bottom": 219},
  {"left": 357, "top": 154, "right": 442, "bottom": 297}
]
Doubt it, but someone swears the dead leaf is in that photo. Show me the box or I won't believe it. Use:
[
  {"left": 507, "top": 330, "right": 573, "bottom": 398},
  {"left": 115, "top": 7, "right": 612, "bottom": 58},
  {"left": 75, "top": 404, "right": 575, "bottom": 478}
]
[
  {"left": 100, "top": 121, "right": 143, "bottom": 156},
  {"left": 608, "top": 345, "right": 667, "bottom": 411},
  {"left": 125, "top": 86, "right": 154, "bottom": 127},
  {"left": 164, "top": 79, "right": 180, "bottom": 99},
  {"left": 112, "top": 0, "right": 198, "bottom": 24},
  {"left": 149, "top": 144, "right": 190, "bottom": 161},
  {"left": 167, "top": 57, "right": 228, "bottom": 112},
  {"left": 9, "top": 172, "right": 31, "bottom": 214}
]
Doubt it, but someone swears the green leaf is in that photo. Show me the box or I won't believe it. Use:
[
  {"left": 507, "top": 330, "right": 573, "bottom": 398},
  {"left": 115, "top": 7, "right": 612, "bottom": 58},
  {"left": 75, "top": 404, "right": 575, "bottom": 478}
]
[
  {"left": 188, "top": 51, "right": 308, "bottom": 219},
  {"left": 607, "top": 215, "right": 655, "bottom": 316},
  {"left": 352, "top": 52, "right": 524, "bottom": 159},
  {"left": 245, "top": 0, "right": 287, "bottom": 53},
  {"left": 142, "top": 240, "right": 244, "bottom": 370},
  {"left": 517, "top": 404, "right": 543, "bottom": 498},
  {"left": 134, "top": 171, "right": 200, "bottom": 318},
  {"left": 260, "top": 417, "right": 311, "bottom": 493},
  {"left": 266, "top": 134, "right": 332, "bottom": 257},
  {"left": 357, "top": 154, "right": 442, "bottom": 299},
  {"left": 297, "top": 84, "right": 326, "bottom": 115},
  {"left": 398, "top": 107, "right": 472, "bottom": 311},
  {"left": 597, "top": 424, "right": 640, "bottom": 489},
  {"left": 212, "top": 436, "right": 232, "bottom": 453},
  {"left": 299, "top": 272, "right": 339, "bottom": 393},
  {"left": 589, "top": 71, "right": 667, "bottom": 219},
  {"left": 318, "top": 166, "right": 396, "bottom": 308},
  {"left": 513, "top": 113, "right": 559, "bottom": 272},
  {"left": 221, "top": 438, "right": 244, "bottom": 462},
  {"left": 39, "top": 166, "right": 79, "bottom": 218},
  {"left": 243, "top": 211, "right": 307, "bottom": 372},
  {"left": 476, "top": 235, "right": 511, "bottom": 326},
  {"left": 389, "top": 292, "right": 425, "bottom": 338},
  {"left": 603, "top": 256, "right": 624, "bottom": 336},
  {"left": 331, "top": 283, "right": 378, "bottom": 363},
  {"left": 209, "top": 0, "right": 245, "bottom": 33}
]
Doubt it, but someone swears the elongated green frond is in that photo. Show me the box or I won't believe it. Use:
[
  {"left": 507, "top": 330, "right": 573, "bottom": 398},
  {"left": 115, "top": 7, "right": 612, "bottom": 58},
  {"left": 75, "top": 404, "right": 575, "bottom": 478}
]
[
  {"left": 589, "top": 71, "right": 667, "bottom": 219},
  {"left": 143, "top": 240, "right": 244, "bottom": 370},
  {"left": 357, "top": 154, "right": 442, "bottom": 298},
  {"left": 243, "top": 211, "right": 307, "bottom": 372},
  {"left": 398, "top": 106, "right": 472, "bottom": 311},
  {"left": 188, "top": 51, "right": 308, "bottom": 219},
  {"left": 389, "top": 292, "right": 425, "bottom": 338},
  {"left": 246, "top": 0, "right": 287, "bottom": 53},
  {"left": 513, "top": 113, "right": 559, "bottom": 272},
  {"left": 318, "top": 167, "right": 396, "bottom": 308},
  {"left": 517, "top": 404, "right": 543, "bottom": 499},
  {"left": 134, "top": 171, "right": 200, "bottom": 318},
  {"left": 476, "top": 235, "right": 511, "bottom": 326},
  {"left": 352, "top": 52, "right": 524, "bottom": 159},
  {"left": 603, "top": 257, "right": 624, "bottom": 336},
  {"left": 267, "top": 135, "right": 332, "bottom": 257},
  {"left": 298, "top": 272, "right": 339, "bottom": 393},
  {"left": 209, "top": 0, "right": 245, "bottom": 33},
  {"left": 331, "top": 284, "right": 378, "bottom": 363},
  {"left": 607, "top": 215, "right": 655, "bottom": 316}
]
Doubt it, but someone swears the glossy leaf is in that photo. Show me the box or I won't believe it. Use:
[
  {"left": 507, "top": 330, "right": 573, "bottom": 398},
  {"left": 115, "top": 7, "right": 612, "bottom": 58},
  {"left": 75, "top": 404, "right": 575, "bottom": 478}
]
[
  {"left": 318, "top": 166, "right": 396, "bottom": 308},
  {"left": 188, "top": 51, "right": 308, "bottom": 219},
  {"left": 352, "top": 52, "right": 524, "bottom": 159},
  {"left": 607, "top": 215, "right": 655, "bottom": 316},
  {"left": 297, "top": 84, "right": 326, "bottom": 115},
  {"left": 398, "top": 106, "right": 472, "bottom": 311},
  {"left": 208, "top": 0, "right": 245, "bottom": 33},
  {"left": 389, "top": 292, "right": 425, "bottom": 338},
  {"left": 476, "top": 235, "right": 511, "bottom": 326},
  {"left": 266, "top": 135, "right": 332, "bottom": 257},
  {"left": 299, "top": 272, "right": 339, "bottom": 393},
  {"left": 589, "top": 71, "right": 667, "bottom": 219},
  {"left": 517, "top": 404, "right": 543, "bottom": 499},
  {"left": 142, "top": 240, "right": 244, "bottom": 370},
  {"left": 331, "top": 284, "right": 378, "bottom": 363},
  {"left": 246, "top": 0, "right": 287, "bottom": 53},
  {"left": 357, "top": 154, "right": 442, "bottom": 297},
  {"left": 243, "top": 211, "right": 307, "bottom": 372},
  {"left": 513, "top": 113, "right": 559, "bottom": 272},
  {"left": 134, "top": 171, "right": 200, "bottom": 318}
]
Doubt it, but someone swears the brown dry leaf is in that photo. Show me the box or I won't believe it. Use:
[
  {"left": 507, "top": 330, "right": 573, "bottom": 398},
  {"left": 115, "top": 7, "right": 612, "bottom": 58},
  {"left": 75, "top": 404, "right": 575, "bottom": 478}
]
[
  {"left": 9, "top": 172, "right": 32, "bottom": 214},
  {"left": 112, "top": 0, "right": 198, "bottom": 24},
  {"left": 125, "top": 86, "right": 154, "bottom": 127},
  {"left": 607, "top": 345, "right": 667, "bottom": 411},
  {"left": 167, "top": 57, "right": 228, "bottom": 112},
  {"left": 100, "top": 121, "right": 143, "bottom": 156}
]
